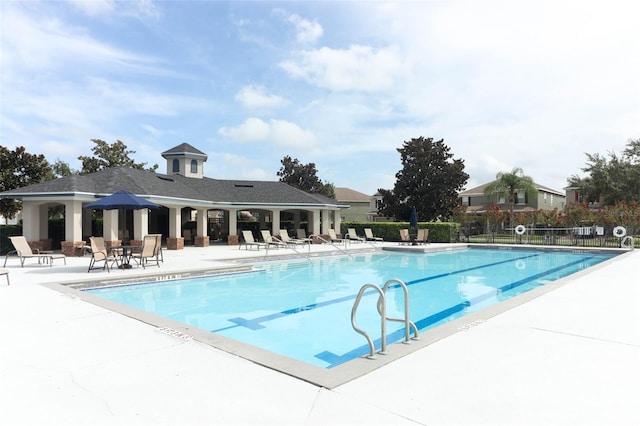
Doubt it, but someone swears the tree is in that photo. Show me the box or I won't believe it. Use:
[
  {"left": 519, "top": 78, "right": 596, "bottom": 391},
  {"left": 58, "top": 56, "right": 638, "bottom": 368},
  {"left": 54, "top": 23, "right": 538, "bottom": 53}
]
[
  {"left": 575, "top": 138, "right": 640, "bottom": 205},
  {"left": 277, "top": 156, "right": 335, "bottom": 199},
  {"left": 377, "top": 137, "right": 469, "bottom": 222},
  {"left": 78, "top": 139, "right": 158, "bottom": 174},
  {"left": 483, "top": 167, "right": 537, "bottom": 220},
  {"left": 0, "top": 146, "right": 52, "bottom": 221}
]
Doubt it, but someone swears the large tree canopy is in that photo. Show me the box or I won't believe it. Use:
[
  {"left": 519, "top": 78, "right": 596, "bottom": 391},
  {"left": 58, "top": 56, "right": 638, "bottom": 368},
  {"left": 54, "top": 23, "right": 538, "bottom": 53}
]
[
  {"left": 377, "top": 137, "right": 468, "bottom": 222},
  {"left": 277, "top": 155, "right": 335, "bottom": 199},
  {"left": 572, "top": 138, "right": 640, "bottom": 205},
  {"left": 483, "top": 167, "right": 537, "bottom": 214},
  {"left": 0, "top": 145, "right": 52, "bottom": 220},
  {"left": 78, "top": 139, "right": 158, "bottom": 174}
]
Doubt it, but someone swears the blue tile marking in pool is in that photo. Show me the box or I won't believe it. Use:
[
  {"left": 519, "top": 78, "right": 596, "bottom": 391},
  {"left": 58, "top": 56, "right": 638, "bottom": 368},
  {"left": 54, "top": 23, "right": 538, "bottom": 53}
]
[
  {"left": 315, "top": 256, "right": 591, "bottom": 368},
  {"left": 213, "top": 253, "right": 541, "bottom": 333}
]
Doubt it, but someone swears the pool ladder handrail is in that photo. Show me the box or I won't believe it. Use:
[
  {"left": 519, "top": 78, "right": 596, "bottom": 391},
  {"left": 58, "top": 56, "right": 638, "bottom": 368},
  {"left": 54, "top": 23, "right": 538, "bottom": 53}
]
[
  {"left": 311, "top": 234, "right": 354, "bottom": 258},
  {"left": 351, "top": 278, "right": 419, "bottom": 359}
]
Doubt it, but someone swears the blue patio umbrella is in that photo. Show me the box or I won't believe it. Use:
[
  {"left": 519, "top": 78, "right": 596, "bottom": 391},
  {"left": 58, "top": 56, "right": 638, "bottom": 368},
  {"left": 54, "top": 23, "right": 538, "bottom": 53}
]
[
  {"left": 85, "top": 190, "right": 159, "bottom": 244},
  {"left": 410, "top": 206, "right": 418, "bottom": 229}
]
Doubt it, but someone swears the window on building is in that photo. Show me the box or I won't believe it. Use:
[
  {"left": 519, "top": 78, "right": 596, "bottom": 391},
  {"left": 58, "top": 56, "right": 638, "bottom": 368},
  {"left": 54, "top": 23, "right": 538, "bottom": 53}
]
[
  {"left": 172, "top": 159, "right": 179, "bottom": 173},
  {"left": 190, "top": 159, "right": 198, "bottom": 173},
  {"left": 516, "top": 192, "right": 526, "bottom": 204}
]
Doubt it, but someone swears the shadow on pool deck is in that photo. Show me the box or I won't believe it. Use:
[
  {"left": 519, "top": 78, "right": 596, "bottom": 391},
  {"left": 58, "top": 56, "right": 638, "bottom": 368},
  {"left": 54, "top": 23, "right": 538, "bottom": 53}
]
[{"left": 1, "top": 243, "right": 639, "bottom": 425}]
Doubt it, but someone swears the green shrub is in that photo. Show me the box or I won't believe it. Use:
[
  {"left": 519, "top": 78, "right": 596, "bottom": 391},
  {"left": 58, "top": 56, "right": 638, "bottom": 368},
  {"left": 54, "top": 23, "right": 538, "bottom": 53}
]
[{"left": 341, "top": 222, "right": 459, "bottom": 243}]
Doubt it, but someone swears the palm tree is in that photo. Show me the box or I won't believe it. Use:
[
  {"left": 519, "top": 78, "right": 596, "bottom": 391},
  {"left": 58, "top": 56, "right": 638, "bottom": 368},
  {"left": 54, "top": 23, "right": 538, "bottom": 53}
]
[{"left": 483, "top": 167, "right": 537, "bottom": 224}]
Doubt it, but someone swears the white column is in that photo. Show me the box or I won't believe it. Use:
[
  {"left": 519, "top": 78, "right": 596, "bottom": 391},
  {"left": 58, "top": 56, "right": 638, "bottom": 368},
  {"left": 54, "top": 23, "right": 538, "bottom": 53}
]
[
  {"left": 271, "top": 209, "right": 281, "bottom": 235},
  {"left": 82, "top": 210, "right": 92, "bottom": 239},
  {"left": 168, "top": 207, "right": 181, "bottom": 238},
  {"left": 38, "top": 205, "right": 48, "bottom": 239},
  {"left": 228, "top": 209, "right": 238, "bottom": 236},
  {"left": 293, "top": 211, "right": 301, "bottom": 230},
  {"left": 311, "top": 210, "right": 321, "bottom": 235},
  {"left": 197, "top": 208, "right": 207, "bottom": 237},
  {"left": 133, "top": 209, "right": 149, "bottom": 240},
  {"left": 334, "top": 209, "right": 342, "bottom": 234},
  {"left": 21, "top": 201, "right": 40, "bottom": 241},
  {"left": 64, "top": 200, "right": 83, "bottom": 242},
  {"left": 321, "top": 209, "right": 330, "bottom": 234},
  {"left": 103, "top": 210, "right": 118, "bottom": 241}
]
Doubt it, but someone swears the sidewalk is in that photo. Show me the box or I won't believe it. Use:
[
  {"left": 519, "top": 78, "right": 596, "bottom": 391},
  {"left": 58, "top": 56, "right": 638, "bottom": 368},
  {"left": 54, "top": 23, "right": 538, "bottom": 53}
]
[{"left": 1, "top": 243, "right": 638, "bottom": 425}]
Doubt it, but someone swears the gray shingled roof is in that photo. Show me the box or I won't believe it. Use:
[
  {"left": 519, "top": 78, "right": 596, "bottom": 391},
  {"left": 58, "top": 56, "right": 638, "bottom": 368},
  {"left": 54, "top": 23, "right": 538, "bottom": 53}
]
[
  {"left": 0, "top": 167, "right": 344, "bottom": 207},
  {"left": 161, "top": 143, "right": 208, "bottom": 158}
]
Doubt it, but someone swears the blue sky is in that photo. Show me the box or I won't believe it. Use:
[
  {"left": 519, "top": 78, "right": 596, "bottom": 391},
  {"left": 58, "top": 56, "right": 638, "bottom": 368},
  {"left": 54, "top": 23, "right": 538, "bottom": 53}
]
[{"left": 2, "top": 1, "right": 639, "bottom": 196}]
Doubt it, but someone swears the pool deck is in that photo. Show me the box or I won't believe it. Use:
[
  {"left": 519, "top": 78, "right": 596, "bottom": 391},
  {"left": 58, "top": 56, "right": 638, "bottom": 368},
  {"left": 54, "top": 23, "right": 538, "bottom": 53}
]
[{"left": 1, "top": 242, "right": 639, "bottom": 425}]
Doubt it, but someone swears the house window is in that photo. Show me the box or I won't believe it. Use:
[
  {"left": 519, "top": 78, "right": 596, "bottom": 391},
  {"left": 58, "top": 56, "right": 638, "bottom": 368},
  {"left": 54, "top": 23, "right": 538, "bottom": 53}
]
[
  {"left": 544, "top": 193, "right": 547, "bottom": 205},
  {"left": 462, "top": 196, "right": 470, "bottom": 206},
  {"left": 498, "top": 196, "right": 506, "bottom": 204},
  {"left": 190, "top": 160, "right": 198, "bottom": 173},
  {"left": 172, "top": 159, "right": 179, "bottom": 173},
  {"left": 516, "top": 192, "right": 526, "bottom": 204}
]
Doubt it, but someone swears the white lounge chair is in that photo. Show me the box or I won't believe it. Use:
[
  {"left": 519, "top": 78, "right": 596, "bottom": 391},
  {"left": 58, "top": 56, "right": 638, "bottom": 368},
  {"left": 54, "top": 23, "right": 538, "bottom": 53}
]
[
  {"left": 347, "top": 228, "right": 366, "bottom": 243},
  {"left": 261, "top": 230, "right": 287, "bottom": 249},
  {"left": 239, "top": 230, "right": 267, "bottom": 250},
  {"left": 278, "top": 229, "right": 308, "bottom": 247},
  {"left": 364, "top": 228, "right": 383, "bottom": 242},
  {"left": 399, "top": 228, "right": 411, "bottom": 245},
  {"left": 4, "top": 236, "right": 66, "bottom": 267},
  {"left": 416, "top": 228, "right": 430, "bottom": 245},
  {"left": 327, "top": 229, "right": 344, "bottom": 243}
]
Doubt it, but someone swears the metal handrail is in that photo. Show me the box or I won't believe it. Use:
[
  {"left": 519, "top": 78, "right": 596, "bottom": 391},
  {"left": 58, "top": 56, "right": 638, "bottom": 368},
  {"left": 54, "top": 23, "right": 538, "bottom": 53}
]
[
  {"left": 351, "top": 278, "right": 418, "bottom": 360},
  {"left": 351, "top": 283, "right": 387, "bottom": 359},
  {"left": 310, "top": 234, "right": 354, "bottom": 258},
  {"left": 379, "top": 279, "right": 419, "bottom": 343}
]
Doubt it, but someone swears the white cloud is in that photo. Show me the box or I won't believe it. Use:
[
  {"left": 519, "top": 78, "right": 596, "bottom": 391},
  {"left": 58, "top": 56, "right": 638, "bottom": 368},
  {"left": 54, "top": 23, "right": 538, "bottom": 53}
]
[
  {"left": 218, "top": 118, "right": 317, "bottom": 148},
  {"left": 235, "top": 85, "right": 289, "bottom": 109},
  {"left": 280, "top": 44, "right": 403, "bottom": 92},
  {"left": 287, "top": 13, "right": 323, "bottom": 44},
  {"left": 2, "top": 5, "right": 160, "bottom": 75},
  {"left": 66, "top": 0, "right": 160, "bottom": 20}
]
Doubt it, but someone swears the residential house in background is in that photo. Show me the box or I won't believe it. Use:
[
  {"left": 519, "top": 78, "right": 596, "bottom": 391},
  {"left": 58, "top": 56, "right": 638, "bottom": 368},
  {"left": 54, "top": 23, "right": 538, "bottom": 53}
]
[{"left": 459, "top": 180, "right": 566, "bottom": 214}]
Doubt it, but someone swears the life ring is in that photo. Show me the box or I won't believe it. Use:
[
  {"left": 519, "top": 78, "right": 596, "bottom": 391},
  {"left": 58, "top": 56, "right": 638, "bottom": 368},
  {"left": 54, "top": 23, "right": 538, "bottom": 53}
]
[
  {"left": 613, "top": 226, "right": 626, "bottom": 238},
  {"left": 515, "top": 225, "right": 526, "bottom": 235},
  {"left": 621, "top": 235, "right": 634, "bottom": 248}
]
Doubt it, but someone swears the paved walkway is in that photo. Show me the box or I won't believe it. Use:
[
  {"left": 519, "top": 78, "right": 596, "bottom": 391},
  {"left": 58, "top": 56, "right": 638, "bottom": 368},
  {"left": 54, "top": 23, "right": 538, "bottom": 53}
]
[{"left": 0, "top": 243, "right": 638, "bottom": 425}]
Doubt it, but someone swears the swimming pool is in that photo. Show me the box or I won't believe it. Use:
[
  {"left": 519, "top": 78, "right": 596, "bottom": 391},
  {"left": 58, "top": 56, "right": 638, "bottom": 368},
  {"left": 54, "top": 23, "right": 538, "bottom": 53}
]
[{"left": 85, "top": 247, "right": 617, "bottom": 370}]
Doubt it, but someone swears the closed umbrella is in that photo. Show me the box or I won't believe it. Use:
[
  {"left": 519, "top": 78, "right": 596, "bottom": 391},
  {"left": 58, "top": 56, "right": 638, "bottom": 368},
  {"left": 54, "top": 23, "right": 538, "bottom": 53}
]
[
  {"left": 410, "top": 206, "right": 418, "bottom": 230},
  {"left": 85, "top": 190, "right": 159, "bottom": 245}
]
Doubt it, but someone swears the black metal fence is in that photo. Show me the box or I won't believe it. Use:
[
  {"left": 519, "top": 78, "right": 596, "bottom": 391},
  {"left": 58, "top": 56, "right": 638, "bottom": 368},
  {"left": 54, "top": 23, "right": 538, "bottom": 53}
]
[{"left": 457, "top": 226, "right": 635, "bottom": 249}]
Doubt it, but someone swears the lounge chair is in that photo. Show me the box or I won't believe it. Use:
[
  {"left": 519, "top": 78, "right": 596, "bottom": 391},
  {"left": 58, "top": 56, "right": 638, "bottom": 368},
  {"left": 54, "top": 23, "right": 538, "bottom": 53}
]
[
  {"left": 239, "top": 230, "right": 267, "bottom": 250},
  {"left": 296, "top": 228, "right": 314, "bottom": 244},
  {"left": 147, "top": 234, "right": 164, "bottom": 262},
  {"left": 327, "top": 229, "right": 344, "bottom": 244},
  {"left": 399, "top": 228, "right": 411, "bottom": 245},
  {"left": 416, "top": 228, "right": 430, "bottom": 245},
  {"left": 364, "top": 228, "right": 383, "bottom": 242},
  {"left": 278, "top": 229, "right": 308, "bottom": 247},
  {"left": 130, "top": 235, "right": 160, "bottom": 268},
  {"left": 3, "top": 236, "right": 66, "bottom": 267},
  {"left": 88, "top": 236, "right": 120, "bottom": 273},
  {"left": 261, "top": 230, "right": 287, "bottom": 249},
  {"left": 0, "top": 268, "right": 9, "bottom": 285},
  {"left": 347, "top": 228, "right": 366, "bottom": 243}
]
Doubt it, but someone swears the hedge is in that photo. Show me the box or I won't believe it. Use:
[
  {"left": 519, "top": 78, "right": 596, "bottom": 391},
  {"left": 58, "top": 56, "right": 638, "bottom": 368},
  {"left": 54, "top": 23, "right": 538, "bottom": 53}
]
[{"left": 341, "top": 222, "right": 460, "bottom": 243}]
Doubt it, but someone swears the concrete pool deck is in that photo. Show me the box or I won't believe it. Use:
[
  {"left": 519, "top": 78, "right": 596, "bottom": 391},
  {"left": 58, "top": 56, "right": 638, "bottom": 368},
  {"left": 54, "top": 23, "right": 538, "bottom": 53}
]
[{"left": 0, "top": 242, "right": 638, "bottom": 425}]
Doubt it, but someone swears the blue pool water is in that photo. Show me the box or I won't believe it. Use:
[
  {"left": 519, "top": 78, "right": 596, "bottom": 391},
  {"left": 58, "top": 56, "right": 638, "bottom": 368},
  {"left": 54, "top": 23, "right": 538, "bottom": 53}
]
[{"left": 86, "top": 248, "right": 616, "bottom": 368}]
